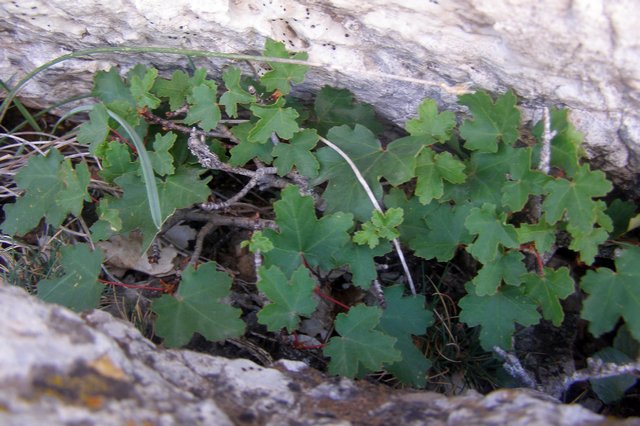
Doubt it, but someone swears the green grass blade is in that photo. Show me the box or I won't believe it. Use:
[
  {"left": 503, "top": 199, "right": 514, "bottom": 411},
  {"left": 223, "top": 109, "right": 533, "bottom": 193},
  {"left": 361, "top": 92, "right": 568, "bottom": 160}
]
[
  {"left": 62, "top": 104, "right": 162, "bottom": 230},
  {"left": 0, "top": 79, "right": 42, "bottom": 133}
]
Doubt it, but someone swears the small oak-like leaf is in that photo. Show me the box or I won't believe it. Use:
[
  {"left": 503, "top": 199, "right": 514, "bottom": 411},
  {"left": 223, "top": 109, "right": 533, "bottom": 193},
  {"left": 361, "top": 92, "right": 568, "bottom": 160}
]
[
  {"left": 324, "top": 304, "right": 401, "bottom": 378},
  {"left": 151, "top": 262, "right": 245, "bottom": 347},
  {"left": 257, "top": 265, "right": 318, "bottom": 332}
]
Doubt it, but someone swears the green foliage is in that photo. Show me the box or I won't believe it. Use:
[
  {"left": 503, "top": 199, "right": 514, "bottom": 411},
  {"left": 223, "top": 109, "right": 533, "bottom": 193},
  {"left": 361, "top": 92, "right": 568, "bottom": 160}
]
[
  {"left": 581, "top": 246, "right": 640, "bottom": 341},
  {"left": 414, "top": 148, "right": 466, "bottom": 204},
  {"left": 464, "top": 203, "right": 519, "bottom": 264},
  {"left": 311, "top": 86, "right": 382, "bottom": 135},
  {"left": 272, "top": 129, "right": 320, "bottom": 177},
  {"left": 185, "top": 84, "right": 221, "bottom": 131},
  {"left": 471, "top": 250, "right": 526, "bottom": 296},
  {"left": 3, "top": 38, "right": 637, "bottom": 391},
  {"left": 408, "top": 202, "right": 473, "bottom": 262},
  {"left": 522, "top": 267, "right": 574, "bottom": 326},
  {"left": 2, "top": 149, "right": 90, "bottom": 235},
  {"left": 37, "top": 243, "right": 104, "bottom": 312},
  {"left": 324, "top": 304, "right": 401, "bottom": 378},
  {"left": 379, "top": 285, "right": 434, "bottom": 387},
  {"left": 405, "top": 98, "right": 456, "bottom": 142},
  {"left": 257, "top": 265, "right": 318, "bottom": 332},
  {"left": 248, "top": 98, "right": 300, "bottom": 143},
  {"left": 262, "top": 185, "right": 353, "bottom": 276},
  {"left": 130, "top": 66, "right": 161, "bottom": 109},
  {"left": 353, "top": 208, "right": 403, "bottom": 248},
  {"left": 151, "top": 262, "right": 245, "bottom": 347},
  {"left": 260, "top": 38, "right": 309, "bottom": 95},
  {"left": 459, "top": 89, "right": 520, "bottom": 152},
  {"left": 219, "top": 66, "right": 255, "bottom": 117},
  {"left": 242, "top": 230, "right": 274, "bottom": 253},
  {"left": 459, "top": 283, "right": 540, "bottom": 351}
]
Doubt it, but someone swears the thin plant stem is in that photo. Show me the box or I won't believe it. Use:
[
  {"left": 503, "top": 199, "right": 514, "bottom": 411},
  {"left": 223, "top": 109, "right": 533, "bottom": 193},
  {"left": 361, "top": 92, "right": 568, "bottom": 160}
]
[{"left": 318, "top": 135, "right": 417, "bottom": 295}]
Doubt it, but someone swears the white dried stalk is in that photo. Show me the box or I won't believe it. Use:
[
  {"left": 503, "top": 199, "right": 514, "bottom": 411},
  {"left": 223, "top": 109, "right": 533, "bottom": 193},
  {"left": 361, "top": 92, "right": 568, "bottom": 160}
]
[{"left": 318, "top": 135, "right": 417, "bottom": 295}]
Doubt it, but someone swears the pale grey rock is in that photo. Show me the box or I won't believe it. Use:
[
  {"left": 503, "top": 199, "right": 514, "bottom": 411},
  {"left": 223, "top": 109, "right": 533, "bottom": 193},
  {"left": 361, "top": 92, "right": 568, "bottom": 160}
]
[
  {"left": 1, "top": 284, "right": 638, "bottom": 425},
  {"left": 0, "top": 0, "right": 638, "bottom": 190}
]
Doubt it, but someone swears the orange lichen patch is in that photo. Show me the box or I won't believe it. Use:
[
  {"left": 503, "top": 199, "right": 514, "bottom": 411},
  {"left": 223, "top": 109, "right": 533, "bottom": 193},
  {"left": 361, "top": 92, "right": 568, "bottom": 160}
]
[
  {"left": 29, "top": 360, "right": 133, "bottom": 410},
  {"left": 88, "top": 355, "right": 128, "bottom": 381}
]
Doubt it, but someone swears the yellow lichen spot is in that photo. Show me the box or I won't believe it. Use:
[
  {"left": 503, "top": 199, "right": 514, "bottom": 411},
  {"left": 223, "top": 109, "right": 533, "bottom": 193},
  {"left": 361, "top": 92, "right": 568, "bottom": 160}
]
[{"left": 88, "top": 355, "right": 127, "bottom": 381}]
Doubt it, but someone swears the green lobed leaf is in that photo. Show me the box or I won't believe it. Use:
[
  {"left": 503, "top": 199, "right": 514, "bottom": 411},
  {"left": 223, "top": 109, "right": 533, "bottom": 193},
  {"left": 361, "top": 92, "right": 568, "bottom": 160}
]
[
  {"left": 414, "top": 148, "right": 466, "bottom": 204},
  {"left": 324, "top": 304, "right": 401, "bottom": 378},
  {"left": 77, "top": 103, "right": 110, "bottom": 154},
  {"left": 516, "top": 222, "right": 557, "bottom": 254},
  {"left": 260, "top": 38, "right": 309, "bottom": 95},
  {"left": 147, "top": 132, "right": 176, "bottom": 176},
  {"left": 37, "top": 244, "right": 104, "bottom": 312},
  {"left": 379, "top": 285, "right": 434, "bottom": 387},
  {"left": 458, "top": 90, "right": 520, "bottom": 153},
  {"left": 409, "top": 202, "right": 474, "bottom": 262},
  {"left": 472, "top": 250, "right": 527, "bottom": 296},
  {"left": 543, "top": 164, "right": 612, "bottom": 233},
  {"left": 580, "top": 246, "right": 640, "bottom": 341},
  {"left": 151, "top": 262, "right": 245, "bottom": 347},
  {"left": 384, "top": 187, "right": 435, "bottom": 243},
  {"left": 532, "top": 108, "right": 583, "bottom": 177},
  {"left": 151, "top": 67, "right": 208, "bottom": 112},
  {"left": 311, "top": 86, "right": 382, "bottom": 135},
  {"left": 242, "top": 230, "right": 274, "bottom": 253},
  {"left": 314, "top": 124, "right": 385, "bottom": 221},
  {"left": 405, "top": 98, "right": 456, "bottom": 143},
  {"left": 522, "top": 267, "right": 574, "bottom": 326},
  {"left": 219, "top": 66, "right": 256, "bottom": 118},
  {"left": 185, "top": 84, "right": 221, "bottom": 132},
  {"left": 98, "top": 141, "right": 136, "bottom": 183},
  {"left": 91, "top": 167, "right": 211, "bottom": 250},
  {"left": 153, "top": 69, "right": 193, "bottom": 111},
  {"left": 2, "top": 149, "right": 90, "bottom": 235},
  {"left": 501, "top": 147, "right": 550, "bottom": 212},
  {"left": 376, "top": 136, "right": 424, "bottom": 186},
  {"left": 229, "top": 121, "right": 274, "bottom": 165},
  {"left": 248, "top": 98, "right": 300, "bottom": 143},
  {"left": 272, "top": 128, "right": 319, "bottom": 177},
  {"left": 130, "top": 66, "right": 161, "bottom": 109},
  {"left": 464, "top": 203, "right": 519, "bottom": 264},
  {"left": 91, "top": 67, "right": 135, "bottom": 106},
  {"left": 353, "top": 208, "right": 403, "bottom": 249},
  {"left": 262, "top": 185, "right": 353, "bottom": 276},
  {"left": 606, "top": 199, "right": 638, "bottom": 238},
  {"left": 331, "top": 241, "right": 391, "bottom": 289},
  {"left": 257, "top": 265, "right": 318, "bottom": 332},
  {"left": 459, "top": 283, "right": 540, "bottom": 351},
  {"left": 443, "top": 144, "right": 516, "bottom": 208}
]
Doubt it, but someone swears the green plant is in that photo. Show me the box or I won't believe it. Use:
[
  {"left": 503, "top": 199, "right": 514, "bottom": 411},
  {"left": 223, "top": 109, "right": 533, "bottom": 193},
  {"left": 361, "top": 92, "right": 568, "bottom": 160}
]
[{"left": 1, "top": 39, "right": 639, "bottom": 399}]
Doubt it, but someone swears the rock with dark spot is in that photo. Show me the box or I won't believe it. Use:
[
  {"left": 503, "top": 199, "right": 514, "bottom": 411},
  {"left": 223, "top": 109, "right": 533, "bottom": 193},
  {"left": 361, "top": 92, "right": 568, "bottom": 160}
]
[{"left": 1, "top": 285, "right": 638, "bottom": 425}]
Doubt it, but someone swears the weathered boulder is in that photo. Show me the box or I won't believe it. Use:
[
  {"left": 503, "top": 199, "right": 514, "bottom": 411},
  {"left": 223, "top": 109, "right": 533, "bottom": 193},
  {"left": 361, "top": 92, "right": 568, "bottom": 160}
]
[
  {"left": 0, "top": 284, "right": 638, "bottom": 425},
  {"left": 0, "top": 0, "right": 638, "bottom": 191}
]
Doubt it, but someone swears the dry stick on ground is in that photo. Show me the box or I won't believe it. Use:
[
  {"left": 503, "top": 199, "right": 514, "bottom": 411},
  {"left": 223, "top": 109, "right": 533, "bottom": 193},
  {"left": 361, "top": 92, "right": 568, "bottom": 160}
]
[
  {"left": 187, "top": 128, "right": 294, "bottom": 211},
  {"left": 140, "top": 109, "right": 231, "bottom": 141},
  {"left": 563, "top": 358, "right": 640, "bottom": 390},
  {"left": 317, "top": 134, "right": 417, "bottom": 296}
]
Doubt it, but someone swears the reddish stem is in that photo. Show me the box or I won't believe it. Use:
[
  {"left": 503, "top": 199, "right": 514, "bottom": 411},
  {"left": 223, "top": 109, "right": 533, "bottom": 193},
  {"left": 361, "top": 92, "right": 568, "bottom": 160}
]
[
  {"left": 99, "top": 279, "right": 163, "bottom": 292},
  {"left": 314, "top": 286, "right": 350, "bottom": 311}
]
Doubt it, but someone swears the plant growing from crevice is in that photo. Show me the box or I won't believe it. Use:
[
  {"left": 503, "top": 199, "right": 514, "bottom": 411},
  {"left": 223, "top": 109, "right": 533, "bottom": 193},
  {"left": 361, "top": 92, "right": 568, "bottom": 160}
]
[{"left": 1, "top": 39, "right": 639, "bottom": 401}]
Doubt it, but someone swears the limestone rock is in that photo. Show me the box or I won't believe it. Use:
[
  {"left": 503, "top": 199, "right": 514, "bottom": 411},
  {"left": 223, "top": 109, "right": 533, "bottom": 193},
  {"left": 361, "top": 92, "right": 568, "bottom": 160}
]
[
  {"left": 0, "top": 284, "right": 638, "bottom": 425},
  {"left": 0, "top": 0, "right": 638, "bottom": 191}
]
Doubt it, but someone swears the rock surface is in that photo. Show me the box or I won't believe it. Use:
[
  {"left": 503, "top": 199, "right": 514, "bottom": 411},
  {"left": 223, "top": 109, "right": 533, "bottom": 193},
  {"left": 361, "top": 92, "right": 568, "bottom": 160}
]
[
  {"left": 0, "top": 0, "right": 639, "bottom": 191},
  {"left": 0, "top": 284, "right": 638, "bottom": 426}
]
